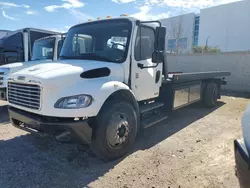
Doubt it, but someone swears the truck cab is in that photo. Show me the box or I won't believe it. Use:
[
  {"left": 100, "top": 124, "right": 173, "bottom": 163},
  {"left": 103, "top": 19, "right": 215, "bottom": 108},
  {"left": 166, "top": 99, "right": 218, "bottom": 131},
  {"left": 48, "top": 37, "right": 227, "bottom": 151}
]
[
  {"left": 0, "top": 28, "right": 61, "bottom": 66},
  {"left": 0, "top": 34, "right": 65, "bottom": 100},
  {"left": 7, "top": 17, "right": 230, "bottom": 160}
]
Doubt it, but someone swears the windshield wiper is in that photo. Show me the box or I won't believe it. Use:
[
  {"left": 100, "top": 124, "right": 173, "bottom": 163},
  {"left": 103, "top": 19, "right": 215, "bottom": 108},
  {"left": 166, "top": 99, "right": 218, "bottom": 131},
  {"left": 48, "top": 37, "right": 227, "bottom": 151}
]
[
  {"left": 31, "top": 58, "right": 42, "bottom": 61},
  {"left": 59, "top": 55, "right": 71, "bottom": 59},
  {"left": 86, "top": 53, "right": 113, "bottom": 62},
  {"left": 60, "top": 53, "right": 114, "bottom": 62},
  {"left": 31, "top": 58, "right": 52, "bottom": 61}
]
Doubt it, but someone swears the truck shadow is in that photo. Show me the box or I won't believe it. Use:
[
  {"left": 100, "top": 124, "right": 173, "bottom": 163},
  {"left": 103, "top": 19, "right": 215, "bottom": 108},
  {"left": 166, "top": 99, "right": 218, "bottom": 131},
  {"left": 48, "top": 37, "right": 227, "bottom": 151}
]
[
  {"left": 0, "top": 104, "right": 9, "bottom": 124},
  {"left": 0, "top": 102, "right": 224, "bottom": 188},
  {"left": 135, "top": 102, "right": 225, "bottom": 150}
]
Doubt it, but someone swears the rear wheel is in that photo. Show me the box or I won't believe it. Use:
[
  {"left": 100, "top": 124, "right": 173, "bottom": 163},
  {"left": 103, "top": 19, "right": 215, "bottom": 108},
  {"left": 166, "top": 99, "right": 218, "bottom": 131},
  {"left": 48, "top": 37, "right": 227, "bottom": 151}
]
[
  {"left": 203, "top": 83, "right": 218, "bottom": 108},
  {"left": 90, "top": 100, "right": 138, "bottom": 161}
]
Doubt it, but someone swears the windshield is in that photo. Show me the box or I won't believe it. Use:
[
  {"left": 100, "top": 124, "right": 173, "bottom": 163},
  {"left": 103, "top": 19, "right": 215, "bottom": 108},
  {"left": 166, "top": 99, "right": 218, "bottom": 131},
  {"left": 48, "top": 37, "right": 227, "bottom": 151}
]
[
  {"left": 31, "top": 37, "right": 55, "bottom": 61},
  {"left": 60, "top": 19, "right": 132, "bottom": 63}
]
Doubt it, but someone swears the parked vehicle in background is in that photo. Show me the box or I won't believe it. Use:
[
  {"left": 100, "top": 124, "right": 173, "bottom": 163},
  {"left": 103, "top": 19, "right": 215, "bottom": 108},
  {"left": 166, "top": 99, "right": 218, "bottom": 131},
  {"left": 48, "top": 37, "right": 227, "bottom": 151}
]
[
  {"left": 32, "top": 35, "right": 65, "bottom": 61},
  {"left": 0, "top": 34, "right": 65, "bottom": 100},
  {"left": 0, "top": 28, "right": 61, "bottom": 66},
  {"left": 235, "top": 103, "right": 250, "bottom": 188},
  {"left": 0, "top": 30, "right": 10, "bottom": 39},
  {"left": 7, "top": 17, "right": 230, "bottom": 161}
]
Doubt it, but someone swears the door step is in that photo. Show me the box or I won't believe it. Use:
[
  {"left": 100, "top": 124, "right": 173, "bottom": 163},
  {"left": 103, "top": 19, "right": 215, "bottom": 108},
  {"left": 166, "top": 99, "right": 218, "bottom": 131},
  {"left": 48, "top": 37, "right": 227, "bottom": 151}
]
[
  {"left": 140, "top": 102, "right": 164, "bottom": 114},
  {"left": 141, "top": 113, "right": 168, "bottom": 128}
]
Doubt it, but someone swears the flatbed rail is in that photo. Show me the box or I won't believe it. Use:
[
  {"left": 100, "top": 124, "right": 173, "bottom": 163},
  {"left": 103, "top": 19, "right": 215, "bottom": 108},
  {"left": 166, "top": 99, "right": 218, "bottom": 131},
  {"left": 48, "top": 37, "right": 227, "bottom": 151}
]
[{"left": 170, "top": 71, "right": 231, "bottom": 83}]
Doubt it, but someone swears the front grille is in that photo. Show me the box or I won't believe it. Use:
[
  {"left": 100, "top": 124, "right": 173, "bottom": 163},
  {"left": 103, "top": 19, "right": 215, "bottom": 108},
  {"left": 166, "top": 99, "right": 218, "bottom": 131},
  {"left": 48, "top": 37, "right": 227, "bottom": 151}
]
[{"left": 8, "top": 82, "right": 41, "bottom": 110}]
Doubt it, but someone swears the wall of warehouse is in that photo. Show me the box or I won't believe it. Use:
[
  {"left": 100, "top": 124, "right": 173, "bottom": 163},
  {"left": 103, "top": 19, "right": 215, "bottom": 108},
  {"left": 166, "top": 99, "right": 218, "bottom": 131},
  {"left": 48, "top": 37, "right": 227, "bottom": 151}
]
[
  {"left": 198, "top": 0, "right": 250, "bottom": 52},
  {"left": 160, "top": 13, "right": 195, "bottom": 54},
  {"left": 167, "top": 52, "right": 250, "bottom": 92}
]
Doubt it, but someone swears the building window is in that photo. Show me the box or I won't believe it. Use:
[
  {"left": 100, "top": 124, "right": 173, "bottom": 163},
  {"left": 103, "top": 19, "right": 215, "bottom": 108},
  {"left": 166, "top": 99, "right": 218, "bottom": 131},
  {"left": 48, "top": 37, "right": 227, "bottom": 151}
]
[
  {"left": 167, "top": 39, "right": 176, "bottom": 52},
  {"left": 193, "top": 16, "right": 200, "bottom": 46},
  {"left": 178, "top": 38, "right": 187, "bottom": 49},
  {"left": 167, "top": 38, "right": 187, "bottom": 52}
]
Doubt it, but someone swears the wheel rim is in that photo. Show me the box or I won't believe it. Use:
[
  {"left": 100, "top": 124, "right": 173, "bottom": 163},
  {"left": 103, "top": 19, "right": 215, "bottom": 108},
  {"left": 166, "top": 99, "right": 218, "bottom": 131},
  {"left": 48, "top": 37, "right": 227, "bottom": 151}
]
[{"left": 106, "top": 113, "right": 130, "bottom": 148}]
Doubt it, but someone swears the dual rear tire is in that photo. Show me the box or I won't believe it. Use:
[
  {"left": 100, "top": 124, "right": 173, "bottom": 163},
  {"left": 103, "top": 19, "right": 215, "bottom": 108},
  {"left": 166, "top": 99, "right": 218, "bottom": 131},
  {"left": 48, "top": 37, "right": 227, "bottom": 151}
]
[{"left": 202, "top": 83, "right": 219, "bottom": 108}]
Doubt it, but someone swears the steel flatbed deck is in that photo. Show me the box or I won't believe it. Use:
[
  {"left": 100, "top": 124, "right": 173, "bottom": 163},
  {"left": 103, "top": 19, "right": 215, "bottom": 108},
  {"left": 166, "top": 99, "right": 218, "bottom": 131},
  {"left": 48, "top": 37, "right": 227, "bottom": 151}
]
[{"left": 164, "top": 71, "right": 231, "bottom": 84}]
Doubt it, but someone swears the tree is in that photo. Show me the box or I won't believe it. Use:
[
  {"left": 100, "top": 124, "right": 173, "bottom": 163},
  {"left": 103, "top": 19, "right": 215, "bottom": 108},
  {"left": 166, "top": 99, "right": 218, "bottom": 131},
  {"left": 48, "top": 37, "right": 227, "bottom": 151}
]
[
  {"left": 166, "top": 8, "right": 191, "bottom": 54},
  {"left": 169, "top": 14, "right": 184, "bottom": 54},
  {"left": 192, "top": 46, "right": 220, "bottom": 54}
]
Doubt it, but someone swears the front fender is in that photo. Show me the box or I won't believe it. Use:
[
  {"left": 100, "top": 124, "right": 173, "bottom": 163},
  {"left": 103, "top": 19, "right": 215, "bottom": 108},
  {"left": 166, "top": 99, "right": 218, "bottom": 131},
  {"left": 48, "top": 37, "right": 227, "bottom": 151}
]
[
  {"left": 41, "top": 79, "right": 133, "bottom": 117},
  {"left": 90, "top": 80, "right": 133, "bottom": 116}
]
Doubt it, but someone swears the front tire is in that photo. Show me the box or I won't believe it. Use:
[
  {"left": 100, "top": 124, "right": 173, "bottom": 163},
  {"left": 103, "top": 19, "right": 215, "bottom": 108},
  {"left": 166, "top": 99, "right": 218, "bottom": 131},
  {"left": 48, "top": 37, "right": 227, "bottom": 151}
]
[{"left": 90, "top": 100, "right": 138, "bottom": 161}]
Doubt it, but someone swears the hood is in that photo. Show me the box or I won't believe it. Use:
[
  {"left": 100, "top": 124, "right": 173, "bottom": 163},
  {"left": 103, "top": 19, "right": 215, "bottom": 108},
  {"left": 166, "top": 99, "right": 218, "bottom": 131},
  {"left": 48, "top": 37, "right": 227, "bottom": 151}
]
[
  {"left": 0, "top": 62, "right": 24, "bottom": 69},
  {"left": 242, "top": 103, "right": 250, "bottom": 155},
  {"left": 10, "top": 60, "right": 125, "bottom": 86},
  {"left": 0, "top": 62, "right": 23, "bottom": 75},
  {"left": 0, "top": 59, "right": 53, "bottom": 73}
]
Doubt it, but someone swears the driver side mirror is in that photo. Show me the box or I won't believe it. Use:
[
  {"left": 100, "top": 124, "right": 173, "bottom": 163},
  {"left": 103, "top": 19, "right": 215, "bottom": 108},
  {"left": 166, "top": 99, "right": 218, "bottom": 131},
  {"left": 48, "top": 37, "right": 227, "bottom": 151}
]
[
  {"left": 155, "top": 27, "right": 166, "bottom": 51},
  {"left": 152, "top": 51, "right": 164, "bottom": 64},
  {"left": 152, "top": 27, "right": 166, "bottom": 64}
]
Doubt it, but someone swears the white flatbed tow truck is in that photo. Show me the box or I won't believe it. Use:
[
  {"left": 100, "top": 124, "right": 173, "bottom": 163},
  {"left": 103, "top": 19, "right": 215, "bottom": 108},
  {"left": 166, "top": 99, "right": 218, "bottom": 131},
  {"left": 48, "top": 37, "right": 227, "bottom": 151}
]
[{"left": 7, "top": 17, "right": 230, "bottom": 160}]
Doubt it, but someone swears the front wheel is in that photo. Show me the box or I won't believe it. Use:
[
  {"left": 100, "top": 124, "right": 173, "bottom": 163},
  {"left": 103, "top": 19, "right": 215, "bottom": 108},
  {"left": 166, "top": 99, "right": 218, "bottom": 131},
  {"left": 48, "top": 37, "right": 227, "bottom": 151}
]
[{"left": 90, "top": 100, "right": 138, "bottom": 161}]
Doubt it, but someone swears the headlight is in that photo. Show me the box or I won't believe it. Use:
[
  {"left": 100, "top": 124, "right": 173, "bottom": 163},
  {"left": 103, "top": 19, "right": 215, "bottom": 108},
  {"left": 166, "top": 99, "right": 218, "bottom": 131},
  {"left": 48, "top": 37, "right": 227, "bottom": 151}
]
[{"left": 54, "top": 95, "right": 92, "bottom": 109}]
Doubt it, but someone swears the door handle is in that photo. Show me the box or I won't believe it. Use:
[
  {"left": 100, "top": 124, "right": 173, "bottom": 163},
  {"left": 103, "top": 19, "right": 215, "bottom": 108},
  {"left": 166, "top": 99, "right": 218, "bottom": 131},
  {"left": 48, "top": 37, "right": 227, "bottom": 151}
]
[
  {"left": 137, "top": 63, "right": 144, "bottom": 69},
  {"left": 137, "top": 63, "right": 159, "bottom": 69},
  {"left": 155, "top": 71, "right": 161, "bottom": 83}
]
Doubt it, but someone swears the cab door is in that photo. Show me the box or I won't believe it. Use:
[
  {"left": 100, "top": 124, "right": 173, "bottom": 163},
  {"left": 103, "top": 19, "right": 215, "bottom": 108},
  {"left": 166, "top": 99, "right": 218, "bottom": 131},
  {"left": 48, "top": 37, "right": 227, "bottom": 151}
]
[{"left": 130, "top": 25, "right": 163, "bottom": 101}]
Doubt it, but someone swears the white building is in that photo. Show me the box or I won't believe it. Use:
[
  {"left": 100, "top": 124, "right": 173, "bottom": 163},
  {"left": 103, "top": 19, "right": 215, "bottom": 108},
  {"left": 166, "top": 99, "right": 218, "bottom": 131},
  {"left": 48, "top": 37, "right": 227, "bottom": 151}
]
[
  {"left": 161, "top": 13, "right": 196, "bottom": 54},
  {"left": 198, "top": 0, "right": 250, "bottom": 52}
]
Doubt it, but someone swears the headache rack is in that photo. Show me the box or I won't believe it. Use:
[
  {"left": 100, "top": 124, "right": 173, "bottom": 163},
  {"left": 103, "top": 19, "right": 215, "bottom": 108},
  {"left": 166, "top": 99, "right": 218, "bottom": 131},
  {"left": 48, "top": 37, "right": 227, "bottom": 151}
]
[{"left": 8, "top": 82, "right": 41, "bottom": 110}]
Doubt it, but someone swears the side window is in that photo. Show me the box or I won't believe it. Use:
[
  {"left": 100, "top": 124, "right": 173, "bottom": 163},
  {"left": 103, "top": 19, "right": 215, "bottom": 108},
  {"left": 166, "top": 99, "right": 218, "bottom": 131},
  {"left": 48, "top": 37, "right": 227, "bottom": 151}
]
[
  {"left": 4, "top": 32, "right": 24, "bottom": 63},
  {"left": 134, "top": 27, "right": 155, "bottom": 61},
  {"left": 6, "top": 32, "right": 23, "bottom": 49}
]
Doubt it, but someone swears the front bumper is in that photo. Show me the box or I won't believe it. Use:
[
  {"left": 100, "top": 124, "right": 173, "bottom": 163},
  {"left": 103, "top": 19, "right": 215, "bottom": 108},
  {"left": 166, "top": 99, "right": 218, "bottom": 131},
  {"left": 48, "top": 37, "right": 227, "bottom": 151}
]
[
  {"left": 0, "top": 88, "right": 7, "bottom": 100},
  {"left": 8, "top": 106, "right": 92, "bottom": 143},
  {"left": 234, "top": 139, "right": 250, "bottom": 188}
]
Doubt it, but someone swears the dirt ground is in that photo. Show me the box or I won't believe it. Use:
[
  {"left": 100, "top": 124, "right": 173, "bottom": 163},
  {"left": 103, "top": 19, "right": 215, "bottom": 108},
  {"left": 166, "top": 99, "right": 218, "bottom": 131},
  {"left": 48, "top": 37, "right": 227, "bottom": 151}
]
[{"left": 0, "top": 96, "right": 248, "bottom": 188}]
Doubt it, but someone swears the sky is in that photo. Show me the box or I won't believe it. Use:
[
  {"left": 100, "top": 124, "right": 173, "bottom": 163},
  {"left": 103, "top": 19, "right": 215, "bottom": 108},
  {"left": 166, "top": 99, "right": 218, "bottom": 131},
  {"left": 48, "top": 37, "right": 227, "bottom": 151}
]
[{"left": 0, "top": 0, "right": 242, "bottom": 32}]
